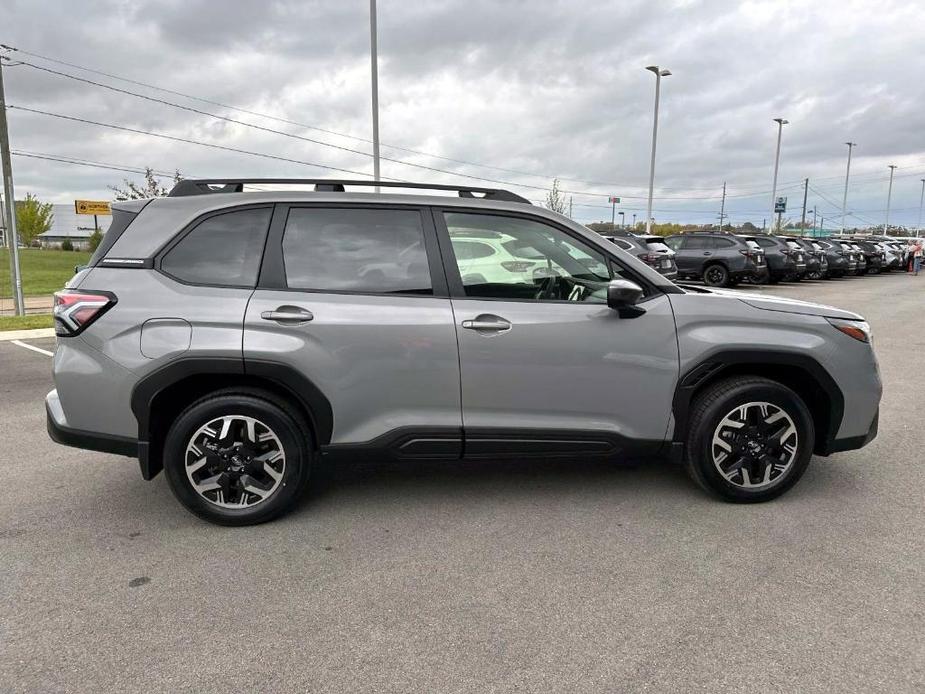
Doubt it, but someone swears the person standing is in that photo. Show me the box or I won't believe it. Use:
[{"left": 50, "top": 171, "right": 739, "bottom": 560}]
[{"left": 915, "top": 241, "right": 923, "bottom": 276}]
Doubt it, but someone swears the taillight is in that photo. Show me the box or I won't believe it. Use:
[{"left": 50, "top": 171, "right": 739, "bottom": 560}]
[
  {"left": 500, "top": 260, "right": 535, "bottom": 272},
  {"left": 53, "top": 290, "right": 116, "bottom": 336},
  {"left": 637, "top": 253, "right": 660, "bottom": 264}
]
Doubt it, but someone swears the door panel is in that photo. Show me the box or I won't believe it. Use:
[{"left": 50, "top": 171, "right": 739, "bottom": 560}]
[
  {"left": 244, "top": 291, "right": 460, "bottom": 444},
  {"left": 451, "top": 296, "right": 678, "bottom": 441}
]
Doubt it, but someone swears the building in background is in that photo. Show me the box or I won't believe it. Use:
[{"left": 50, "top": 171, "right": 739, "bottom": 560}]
[{"left": 37, "top": 204, "right": 109, "bottom": 250}]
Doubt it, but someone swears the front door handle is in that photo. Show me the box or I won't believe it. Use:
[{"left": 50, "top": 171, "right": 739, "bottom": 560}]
[
  {"left": 261, "top": 306, "right": 314, "bottom": 324},
  {"left": 461, "top": 314, "right": 512, "bottom": 333}
]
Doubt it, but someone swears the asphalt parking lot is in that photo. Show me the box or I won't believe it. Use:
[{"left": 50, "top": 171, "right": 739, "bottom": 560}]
[{"left": 1, "top": 274, "right": 922, "bottom": 693}]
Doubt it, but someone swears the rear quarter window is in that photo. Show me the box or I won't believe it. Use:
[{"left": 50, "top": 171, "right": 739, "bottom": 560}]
[{"left": 160, "top": 207, "right": 272, "bottom": 287}]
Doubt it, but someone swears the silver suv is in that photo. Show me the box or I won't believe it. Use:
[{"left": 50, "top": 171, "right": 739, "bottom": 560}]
[{"left": 47, "top": 179, "right": 882, "bottom": 525}]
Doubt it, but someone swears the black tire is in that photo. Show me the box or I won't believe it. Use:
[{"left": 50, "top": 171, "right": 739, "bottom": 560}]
[
  {"left": 702, "top": 263, "right": 729, "bottom": 287},
  {"left": 163, "top": 389, "right": 313, "bottom": 525},
  {"left": 684, "top": 376, "right": 814, "bottom": 503}
]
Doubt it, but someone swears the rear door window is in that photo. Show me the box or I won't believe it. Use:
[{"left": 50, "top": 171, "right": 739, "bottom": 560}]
[
  {"left": 161, "top": 207, "right": 272, "bottom": 287},
  {"left": 714, "top": 238, "right": 736, "bottom": 248},
  {"left": 281, "top": 208, "right": 432, "bottom": 295},
  {"left": 681, "top": 236, "right": 713, "bottom": 250}
]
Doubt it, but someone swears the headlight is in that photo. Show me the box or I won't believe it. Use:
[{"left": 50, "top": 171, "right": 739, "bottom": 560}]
[{"left": 826, "top": 317, "right": 871, "bottom": 343}]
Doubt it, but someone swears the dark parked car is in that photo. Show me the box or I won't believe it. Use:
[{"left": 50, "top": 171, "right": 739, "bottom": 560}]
[
  {"left": 752, "top": 235, "right": 801, "bottom": 283},
  {"left": 852, "top": 239, "right": 886, "bottom": 274},
  {"left": 664, "top": 232, "right": 766, "bottom": 287},
  {"left": 602, "top": 233, "right": 678, "bottom": 280},
  {"left": 815, "top": 239, "right": 851, "bottom": 278},
  {"left": 786, "top": 237, "right": 829, "bottom": 280}
]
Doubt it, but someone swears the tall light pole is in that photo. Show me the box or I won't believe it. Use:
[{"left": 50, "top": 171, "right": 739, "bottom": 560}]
[
  {"left": 632, "top": 213, "right": 637, "bottom": 229},
  {"left": 884, "top": 164, "right": 897, "bottom": 233},
  {"left": 768, "top": 117, "right": 788, "bottom": 233},
  {"left": 917, "top": 179, "right": 925, "bottom": 238},
  {"left": 841, "top": 142, "right": 856, "bottom": 232},
  {"left": 619, "top": 211, "right": 625, "bottom": 229},
  {"left": 369, "top": 0, "right": 381, "bottom": 188},
  {"left": 644, "top": 65, "right": 671, "bottom": 235}
]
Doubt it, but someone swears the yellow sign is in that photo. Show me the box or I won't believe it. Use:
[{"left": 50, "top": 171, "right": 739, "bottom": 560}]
[{"left": 74, "top": 200, "right": 112, "bottom": 216}]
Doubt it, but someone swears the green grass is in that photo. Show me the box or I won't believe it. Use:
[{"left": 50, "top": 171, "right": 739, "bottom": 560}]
[
  {"left": 0, "top": 314, "right": 54, "bottom": 331},
  {"left": 0, "top": 248, "right": 91, "bottom": 298}
]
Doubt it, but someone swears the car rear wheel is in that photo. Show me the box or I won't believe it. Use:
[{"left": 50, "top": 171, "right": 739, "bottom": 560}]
[
  {"left": 702, "top": 264, "right": 729, "bottom": 287},
  {"left": 163, "top": 390, "right": 313, "bottom": 525},
  {"left": 684, "top": 377, "right": 814, "bottom": 502}
]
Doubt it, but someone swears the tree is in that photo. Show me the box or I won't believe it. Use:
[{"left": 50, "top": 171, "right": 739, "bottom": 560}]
[
  {"left": 544, "top": 178, "right": 567, "bottom": 215},
  {"left": 61, "top": 238, "right": 74, "bottom": 251},
  {"left": 109, "top": 167, "right": 183, "bottom": 200},
  {"left": 88, "top": 227, "right": 104, "bottom": 252},
  {"left": 15, "top": 193, "right": 55, "bottom": 245}
]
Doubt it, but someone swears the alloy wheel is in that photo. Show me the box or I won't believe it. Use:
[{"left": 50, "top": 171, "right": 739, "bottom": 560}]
[
  {"left": 184, "top": 415, "right": 286, "bottom": 509},
  {"left": 704, "top": 266, "right": 727, "bottom": 286},
  {"left": 710, "top": 401, "right": 798, "bottom": 490}
]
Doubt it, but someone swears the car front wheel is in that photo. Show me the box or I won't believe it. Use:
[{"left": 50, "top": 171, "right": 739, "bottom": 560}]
[{"left": 684, "top": 377, "right": 814, "bottom": 502}]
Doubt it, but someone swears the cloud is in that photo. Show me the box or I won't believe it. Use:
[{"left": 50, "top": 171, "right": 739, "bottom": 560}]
[{"left": 2, "top": 0, "right": 924, "bottom": 228}]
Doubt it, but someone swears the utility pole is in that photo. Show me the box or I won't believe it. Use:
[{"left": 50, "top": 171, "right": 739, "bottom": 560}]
[
  {"left": 811, "top": 208, "right": 817, "bottom": 234},
  {"left": 917, "top": 179, "right": 925, "bottom": 238},
  {"left": 644, "top": 65, "right": 671, "bottom": 235},
  {"left": 841, "top": 142, "right": 855, "bottom": 232},
  {"left": 884, "top": 164, "right": 897, "bottom": 233},
  {"left": 0, "top": 56, "right": 25, "bottom": 315},
  {"left": 369, "top": 0, "right": 381, "bottom": 190},
  {"left": 800, "top": 178, "right": 808, "bottom": 237},
  {"left": 718, "top": 181, "right": 727, "bottom": 231},
  {"left": 769, "top": 117, "right": 788, "bottom": 233}
]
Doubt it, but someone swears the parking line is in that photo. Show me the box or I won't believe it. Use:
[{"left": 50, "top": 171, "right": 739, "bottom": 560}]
[{"left": 11, "top": 340, "right": 54, "bottom": 357}]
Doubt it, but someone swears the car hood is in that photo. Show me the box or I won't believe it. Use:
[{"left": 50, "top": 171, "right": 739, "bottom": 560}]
[{"left": 688, "top": 287, "right": 864, "bottom": 320}]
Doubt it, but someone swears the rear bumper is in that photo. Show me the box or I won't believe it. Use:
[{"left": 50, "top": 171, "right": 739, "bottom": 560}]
[{"left": 46, "top": 389, "right": 138, "bottom": 458}]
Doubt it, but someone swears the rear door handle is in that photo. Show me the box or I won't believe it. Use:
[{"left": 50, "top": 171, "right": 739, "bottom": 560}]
[
  {"left": 260, "top": 306, "right": 314, "bottom": 324},
  {"left": 461, "top": 314, "right": 512, "bottom": 333}
]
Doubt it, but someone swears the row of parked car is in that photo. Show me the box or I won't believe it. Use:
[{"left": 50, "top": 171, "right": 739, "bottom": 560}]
[{"left": 602, "top": 230, "right": 915, "bottom": 288}]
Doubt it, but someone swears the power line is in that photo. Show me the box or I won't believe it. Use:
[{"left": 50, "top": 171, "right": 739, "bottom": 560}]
[
  {"left": 7, "top": 104, "right": 397, "bottom": 179},
  {"left": 11, "top": 150, "right": 178, "bottom": 177}
]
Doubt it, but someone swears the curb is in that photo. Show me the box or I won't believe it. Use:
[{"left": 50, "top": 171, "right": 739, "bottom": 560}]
[{"left": 0, "top": 328, "right": 56, "bottom": 341}]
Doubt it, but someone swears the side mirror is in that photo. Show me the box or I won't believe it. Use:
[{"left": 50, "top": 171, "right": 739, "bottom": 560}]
[{"left": 607, "top": 279, "right": 644, "bottom": 310}]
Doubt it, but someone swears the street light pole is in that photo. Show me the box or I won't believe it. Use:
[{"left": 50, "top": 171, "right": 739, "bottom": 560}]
[
  {"left": 644, "top": 65, "right": 671, "bottom": 235},
  {"left": 769, "top": 117, "right": 788, "bottom": 233},
  {"left": 841, "top": 142, "right": 856, "bottom": 232},
  {"left": 619, "top": 211, "right": 625, "bottom": 229},
  {"left": 0, "top": 56, "right": 24, "bottom": 315},
  {"left": 811, "top": 208, "right": 817, "bottom": 234},
  {"left": 632, "top": 213, "right": 637, "bottom": 229},
  {"left": 369, "top": 0, "right": 381, "bottom": 190},
  {"left": 884, "top": 164, "right": 897, "bottom": 233},
  {"left": 718, "top": 181, "right": 726, "bottom": 231}
]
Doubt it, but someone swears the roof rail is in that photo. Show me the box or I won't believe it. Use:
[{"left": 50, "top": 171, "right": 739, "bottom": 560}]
[{"left": 167, "top": 178, "right": 532, "bottom": 204}]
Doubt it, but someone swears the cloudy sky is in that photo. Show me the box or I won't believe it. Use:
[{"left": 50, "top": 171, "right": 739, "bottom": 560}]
[{"left": 2, "top": 0, "right": 924, "bottom": 229}]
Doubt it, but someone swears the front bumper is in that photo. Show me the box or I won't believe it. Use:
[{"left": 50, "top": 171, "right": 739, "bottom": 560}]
[{"left": 825, "top": 409, "right": 879, "bottom": 454}]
